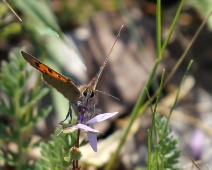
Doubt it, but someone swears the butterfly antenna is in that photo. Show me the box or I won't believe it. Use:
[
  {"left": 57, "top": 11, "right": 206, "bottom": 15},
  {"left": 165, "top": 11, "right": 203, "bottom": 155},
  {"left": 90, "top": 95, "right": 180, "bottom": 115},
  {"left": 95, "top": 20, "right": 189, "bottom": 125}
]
[
  {"left": 93, "top": 25, "right": 124, "bottom": 89},
  {"left": 3, "top": 0, "right": 22, "bottom": 22},
  {"left": 103, "top": 25, "right": 124, "bottom": 69},
  {"left": 95, "top": 90, "right": 121, "bottom": 101}
]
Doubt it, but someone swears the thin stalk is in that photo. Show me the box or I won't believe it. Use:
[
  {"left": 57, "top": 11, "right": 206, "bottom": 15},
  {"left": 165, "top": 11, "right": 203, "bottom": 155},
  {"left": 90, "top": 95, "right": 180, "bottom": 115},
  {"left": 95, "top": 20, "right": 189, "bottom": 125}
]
[
  {"left": 160, "top": 0, "right": 185, "bottom": 56},
  {"left": 156, "top": 0, "right": 162, "bottom": 60},
  {"left": 73, "top": 129, "right": 81, "bottom": 170},
  {"left": 147, "top": 129, "right": 151, "bottom": 170},
  {"left": 147, "top": 69, "right": 165, "bottom": 170},
  {"left": 76, "top": 129, "right": 80, "bottom": 148},
  {"left": 164, "top": 60, "right": 193, "bottom": 131}
]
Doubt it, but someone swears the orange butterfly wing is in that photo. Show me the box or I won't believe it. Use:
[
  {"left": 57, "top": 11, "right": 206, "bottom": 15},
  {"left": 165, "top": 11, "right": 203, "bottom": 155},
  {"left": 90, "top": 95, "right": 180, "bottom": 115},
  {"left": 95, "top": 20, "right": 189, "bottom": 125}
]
[{"left": 21, "top": 51, "right": 80, "bottom": 102}]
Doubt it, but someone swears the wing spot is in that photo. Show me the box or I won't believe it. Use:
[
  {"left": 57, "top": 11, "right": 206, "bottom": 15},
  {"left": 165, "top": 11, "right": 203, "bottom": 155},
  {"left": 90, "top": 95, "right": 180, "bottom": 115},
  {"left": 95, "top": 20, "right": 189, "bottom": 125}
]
[
  {"left": 48, "top": 68, "right": 53, "bottom": 73},
  {"left": 35, "top": 62, "right": 41, "bottom": 68},
  {"left": 58, "top": 75, "right": 61, "bottom": 79}
]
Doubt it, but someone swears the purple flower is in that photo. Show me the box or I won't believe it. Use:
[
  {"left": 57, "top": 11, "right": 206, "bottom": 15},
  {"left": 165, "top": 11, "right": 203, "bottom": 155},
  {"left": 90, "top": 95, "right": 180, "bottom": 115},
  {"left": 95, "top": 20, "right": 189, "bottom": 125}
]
[{"left": 59, "top": 112, "right": 118, "bottom": 152}]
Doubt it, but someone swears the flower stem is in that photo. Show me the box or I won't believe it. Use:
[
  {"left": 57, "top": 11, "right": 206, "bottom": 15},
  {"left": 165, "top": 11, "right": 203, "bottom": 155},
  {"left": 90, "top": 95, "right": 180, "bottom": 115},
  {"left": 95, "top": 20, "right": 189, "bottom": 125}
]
[
  {"left": 76, "top": 129, "right": 80, "bottom": 148},
  {"left": 72, "top": 129, "right": 81, "bottom": 169}
]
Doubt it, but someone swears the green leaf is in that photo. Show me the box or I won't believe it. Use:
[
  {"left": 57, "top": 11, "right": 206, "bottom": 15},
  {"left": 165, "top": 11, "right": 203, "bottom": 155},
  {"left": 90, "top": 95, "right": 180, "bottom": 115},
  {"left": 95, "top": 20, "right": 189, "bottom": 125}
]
[
  {"left": 20, "top": 88, "right": 49, "bottom": 116},
  {"left": 36, "top": 27, "right": 60, "bottom": 37}
]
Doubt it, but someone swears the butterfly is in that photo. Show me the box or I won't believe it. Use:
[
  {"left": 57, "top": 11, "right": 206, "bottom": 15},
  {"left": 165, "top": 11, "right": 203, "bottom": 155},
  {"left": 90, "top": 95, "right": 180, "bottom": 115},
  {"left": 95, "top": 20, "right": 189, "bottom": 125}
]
[
  {"left": 21, "top": 25, "right": 123, "bottom": 122},
  {"left": 21, "top": 50, "right": 101, "bottom": 121}
]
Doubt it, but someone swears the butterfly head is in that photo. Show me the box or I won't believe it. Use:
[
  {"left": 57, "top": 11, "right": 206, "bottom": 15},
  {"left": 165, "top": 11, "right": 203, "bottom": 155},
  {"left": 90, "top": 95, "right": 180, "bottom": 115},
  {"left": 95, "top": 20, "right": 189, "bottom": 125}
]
[
  {"left": 78, "top": 85, "right": 95, "bottom": 105},
  {"left": 82, "top": 87, "right": 95, "bottom": 101}
]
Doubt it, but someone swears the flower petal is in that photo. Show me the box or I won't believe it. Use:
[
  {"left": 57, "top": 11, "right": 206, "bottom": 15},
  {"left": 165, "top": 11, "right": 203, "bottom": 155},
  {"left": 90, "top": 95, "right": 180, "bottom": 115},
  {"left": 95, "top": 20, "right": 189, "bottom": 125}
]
[
  {"left": 58, "top": 125, "right": 78, "bottom": 135},
  {"left": 87, "top": 133, "right": 97, "bottom": 152},
  {"left": 86, "top": 112, "right": 118, "bottom": 124},
  {"left": 77, "top": 123, "right": 99, "bottom": 134}
]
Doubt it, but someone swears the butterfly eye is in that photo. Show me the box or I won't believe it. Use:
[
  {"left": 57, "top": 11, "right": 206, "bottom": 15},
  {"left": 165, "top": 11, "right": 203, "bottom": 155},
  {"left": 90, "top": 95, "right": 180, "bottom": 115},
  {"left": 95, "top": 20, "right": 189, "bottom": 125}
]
[
  {"left": 83, "top": 90, "right": 88, "bottom": 97},
  {"left": 90, "top": 91, "right": 95, "bottom": 98},
  {"left": 83, "top": 90, "right": 95, "bottom": 98}
]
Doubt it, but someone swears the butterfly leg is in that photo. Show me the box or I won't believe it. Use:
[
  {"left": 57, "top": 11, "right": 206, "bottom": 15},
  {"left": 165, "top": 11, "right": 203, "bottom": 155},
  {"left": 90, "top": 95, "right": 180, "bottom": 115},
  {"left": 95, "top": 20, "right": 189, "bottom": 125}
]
[{"left": 59, "top": 102, "right": 74, "bottom": 124}]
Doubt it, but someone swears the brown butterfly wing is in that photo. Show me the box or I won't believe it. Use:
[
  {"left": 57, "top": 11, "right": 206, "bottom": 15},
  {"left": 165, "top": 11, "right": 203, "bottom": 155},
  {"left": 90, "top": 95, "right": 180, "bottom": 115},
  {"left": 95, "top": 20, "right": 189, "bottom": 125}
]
[{"left": 21, "top": 51, "right": 80, "bottom": 102}]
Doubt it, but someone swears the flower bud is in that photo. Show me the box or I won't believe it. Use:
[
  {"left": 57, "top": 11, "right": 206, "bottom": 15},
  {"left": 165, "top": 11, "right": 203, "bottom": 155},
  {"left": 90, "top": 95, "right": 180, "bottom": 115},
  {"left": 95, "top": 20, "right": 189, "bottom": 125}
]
[{"left": 69, "top": 146, "right": 82, "bottom": 160}]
